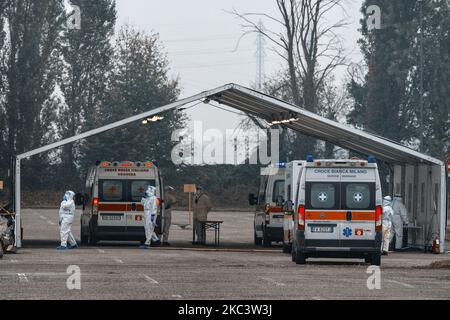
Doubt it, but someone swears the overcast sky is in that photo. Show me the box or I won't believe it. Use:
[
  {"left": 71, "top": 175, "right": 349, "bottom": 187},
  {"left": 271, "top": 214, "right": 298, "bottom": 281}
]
[{"left": 115, "top": 0, "right": 364, "bottom": 133}]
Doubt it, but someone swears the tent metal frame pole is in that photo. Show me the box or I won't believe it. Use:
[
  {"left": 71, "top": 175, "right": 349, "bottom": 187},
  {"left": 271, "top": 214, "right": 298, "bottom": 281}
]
[
  {"left": 15, "top": 158, "right": 21, "bottom": 248},
  {"left": 12, "top": 86, "right": 229, "bottom": 248},
  {"left": 10, "top": 83, "right": 447, "bottom": 251},
  {"left": 440, "top": 165, "right": 446, "bottom": 253}
]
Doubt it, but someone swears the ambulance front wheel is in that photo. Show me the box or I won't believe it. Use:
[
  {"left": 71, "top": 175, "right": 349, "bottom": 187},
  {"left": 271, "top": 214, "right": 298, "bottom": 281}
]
[
  {"left": 295, "top": 251, "right": 306, "bottom": 265},
  {"left": 80, "top": 230, "right": 89, "bottom": 246},
  {"left": 370, "top": 252, "right": 381, "bottom": 266},
  {"left": 254, "top": 230, "right": 262, "bottom": 246},
  {"left": 262, "top": 227, "right": 271, "bottom": 248},
  {"left": 292, "top": 244, "right": 306, "bottom": 264},
  {"left": 88, "top": 231, "right": 98, "bottom": 246}
]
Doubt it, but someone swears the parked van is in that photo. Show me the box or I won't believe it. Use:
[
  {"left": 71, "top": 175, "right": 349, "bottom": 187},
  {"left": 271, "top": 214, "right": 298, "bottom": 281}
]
[
  {"left": 78, "top": 161, "right": 164, "bottom": 245},
  {"left": 284, "top": 156, "right": 383, "bottom": 265},
  {"left": 282, "top": 161, "right": 306, "bottom": 253},
  {"left": 249, "top": 164, "right": 286, "bottom": 247}
]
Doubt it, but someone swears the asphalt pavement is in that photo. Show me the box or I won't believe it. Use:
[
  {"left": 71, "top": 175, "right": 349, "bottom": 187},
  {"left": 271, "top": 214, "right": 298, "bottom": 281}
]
[{"left": 0, "top": 208, "right": 449, "bottom": 300}]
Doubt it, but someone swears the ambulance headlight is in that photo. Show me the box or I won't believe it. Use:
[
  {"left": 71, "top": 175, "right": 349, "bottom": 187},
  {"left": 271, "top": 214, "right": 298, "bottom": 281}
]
[{"left": 368, "top": 156, "right": 377, "bottom": 164}]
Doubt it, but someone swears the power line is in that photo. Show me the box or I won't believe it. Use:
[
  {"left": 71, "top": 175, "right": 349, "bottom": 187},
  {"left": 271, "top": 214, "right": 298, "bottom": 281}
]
[
  {"left": 163, "top": 33, "right": 243, "bottom": 43},
  {"left": 169, "top": 47, "right": 254, "bottom": 57},
  {"left": 173, "top": 58, "right": 279, "bottom": 69}
]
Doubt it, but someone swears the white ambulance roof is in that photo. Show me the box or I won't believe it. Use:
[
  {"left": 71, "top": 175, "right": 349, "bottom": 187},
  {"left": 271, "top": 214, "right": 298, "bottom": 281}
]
[{"left": 261, "top": 167, "right": 286, "bottom": 177}]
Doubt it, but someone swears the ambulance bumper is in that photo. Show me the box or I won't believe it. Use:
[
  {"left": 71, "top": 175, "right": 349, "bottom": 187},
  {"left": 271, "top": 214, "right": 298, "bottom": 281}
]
[
  {"left": 296, "top": 231, "right": 382, "bottom": 254},
  {"left": 95, "top": 226, "right": 146, "bottom": 240},
  {"left": 265, "top": 226, "right": 284, "bottom": 241}
]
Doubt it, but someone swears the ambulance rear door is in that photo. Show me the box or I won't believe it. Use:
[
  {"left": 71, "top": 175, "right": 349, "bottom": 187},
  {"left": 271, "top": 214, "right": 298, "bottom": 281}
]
[
  {"left": 97, "top": 179, "right": 127, "bottom": 231},
  {"left": 304, "top": 168, "right": 342, "bottom": 244},
  {"left": 123, "top": 166, "right": 160, "bottom": 233},
  {"left": 125, "top": 179, "right": 155, "bottom": 230},
  {"left": 339, "top": 168, "right": 377, "bottom": 244}
]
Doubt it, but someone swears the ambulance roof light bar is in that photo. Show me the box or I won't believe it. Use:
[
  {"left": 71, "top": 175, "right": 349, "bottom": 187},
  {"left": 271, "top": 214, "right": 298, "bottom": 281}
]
[
  {"left": 306, "top": 155, "right": 314, "bottom": 163},
  {"left": 98, "top": 161, "right": 155, "bottom": 168},
  {"left": 120, "top": 161, "right": 133, "bottom": 167},
  {"left": 100, "top": 161, "right": 111, "bottom": 167}
]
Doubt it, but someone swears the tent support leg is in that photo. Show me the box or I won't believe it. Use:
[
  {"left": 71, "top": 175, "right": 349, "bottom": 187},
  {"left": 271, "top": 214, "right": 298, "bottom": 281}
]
[
  {"left": 14, "top": 158, "right": 21, "bottom": 248},
  {"left": 440, "top": 165, "right": 446, "bottom": 253}
]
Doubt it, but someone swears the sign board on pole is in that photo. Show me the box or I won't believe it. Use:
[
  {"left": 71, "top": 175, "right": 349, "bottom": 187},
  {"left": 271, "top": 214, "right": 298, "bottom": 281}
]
[{"left": 184, "top": 184, "right": 196, "bottom": 193}]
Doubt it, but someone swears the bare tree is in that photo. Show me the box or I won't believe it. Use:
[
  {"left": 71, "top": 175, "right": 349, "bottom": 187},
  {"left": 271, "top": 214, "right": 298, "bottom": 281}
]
[{"left": 230, "top": 0, "right": 349, "bottom": 113}]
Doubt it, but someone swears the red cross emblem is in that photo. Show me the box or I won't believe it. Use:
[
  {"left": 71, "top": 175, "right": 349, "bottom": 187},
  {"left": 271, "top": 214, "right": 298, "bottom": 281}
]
[{"left": 108, "top": 186, "right": 118, "bottom": 193}]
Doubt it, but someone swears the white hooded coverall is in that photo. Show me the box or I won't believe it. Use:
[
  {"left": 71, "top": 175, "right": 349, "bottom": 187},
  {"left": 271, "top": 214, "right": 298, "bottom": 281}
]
[
  {"left": 59, "top": 191, "right": 77, "bottom": 247},
  {"left": 382, "top": 199, "right": 394, "bottom": 252},
  {"left": 390, "top": 197, "right": 409, "bottom": 250},
  {"left": 141, "top": 187, "right": 159, "bottom": 246}
]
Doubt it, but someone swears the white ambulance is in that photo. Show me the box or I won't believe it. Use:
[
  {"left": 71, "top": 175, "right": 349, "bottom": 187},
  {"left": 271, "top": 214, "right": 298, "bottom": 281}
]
[
  {"left": 77, "top": 161, "right": 164, "bottom": 245},
  {"left": 249, "top": 164, "right": 286, "bottom": 247},
  {"left": 284, "top": 156, "right": 383, "bottom": 265},
  {"left": 282, "top": 161, "right": 306, "bottom": 253}
]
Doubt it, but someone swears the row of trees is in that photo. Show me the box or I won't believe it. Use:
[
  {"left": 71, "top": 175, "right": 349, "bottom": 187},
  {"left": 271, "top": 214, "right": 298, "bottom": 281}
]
[
  {"left": 0, "top": 0, "right": 448, "bottom": 205},
  {"left": 348, "top": 0, "right": 449, "bottom": 161},
  {"left": 0, "top": 0, "right": 184, "bottom": 194}
]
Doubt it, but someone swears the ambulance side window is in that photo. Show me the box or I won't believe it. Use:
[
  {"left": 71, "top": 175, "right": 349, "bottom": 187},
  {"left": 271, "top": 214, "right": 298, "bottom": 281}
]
[{"left": 306, "top": 183, "right": 339, "bottom": 210}]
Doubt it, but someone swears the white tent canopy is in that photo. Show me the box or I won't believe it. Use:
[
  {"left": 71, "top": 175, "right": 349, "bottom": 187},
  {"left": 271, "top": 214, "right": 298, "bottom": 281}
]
[{"left": 14, "top": 83, "right": 448, "bottom": 251}]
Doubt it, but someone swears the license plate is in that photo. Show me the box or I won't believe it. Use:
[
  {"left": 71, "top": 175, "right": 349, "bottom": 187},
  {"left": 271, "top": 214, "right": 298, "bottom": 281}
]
[
  {"left": 311, "top": 226, "right": 334, "bottom": 233},
  {"left": 101, "top": 215, "right": 123, "bottom": 221}
]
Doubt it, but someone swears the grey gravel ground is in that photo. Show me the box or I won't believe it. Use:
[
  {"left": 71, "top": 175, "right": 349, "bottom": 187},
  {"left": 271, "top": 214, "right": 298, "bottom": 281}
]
[{"left": 0, "top": 208, "right": 449, "bottom": 300}]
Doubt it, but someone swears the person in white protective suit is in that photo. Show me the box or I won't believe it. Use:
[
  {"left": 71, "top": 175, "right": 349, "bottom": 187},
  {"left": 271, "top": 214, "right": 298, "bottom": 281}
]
[
  {"left": 381, "top": 196, "right": 394, "bottom": 256},
  {"left": 57, "top": 191, "right": 78, "bottom": 250},
  {"left": 140, "top": 186, "right": 160, "bottom": 249},
  {"left": 390, "top": 195, "right": 410, "bottom": 250}
]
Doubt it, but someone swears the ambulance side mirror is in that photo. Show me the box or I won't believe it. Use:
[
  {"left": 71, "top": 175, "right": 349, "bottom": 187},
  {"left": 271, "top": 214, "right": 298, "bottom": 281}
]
[
  {"left": 284, "top": 200, "right": 294, "bottom": 213},
  {"left": 75, "top": 193, "right": 84, "bottom": 207},
  {"left": 248, "top": 193, "right": 258, "bottom": 206}
]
